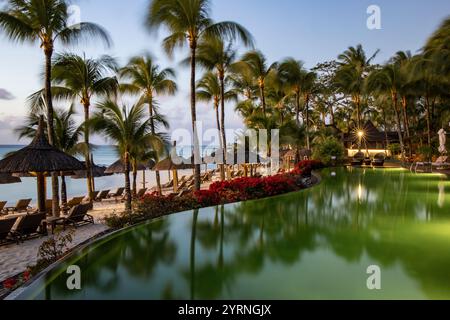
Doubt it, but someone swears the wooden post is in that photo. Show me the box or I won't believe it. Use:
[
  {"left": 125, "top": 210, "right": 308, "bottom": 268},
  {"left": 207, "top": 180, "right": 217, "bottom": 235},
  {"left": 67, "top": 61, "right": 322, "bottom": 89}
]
[
  {"left": 36, "top": 172, "right": 46, "bottom": 214},
  {"left": 173, "top": 169, "right": 179, "bottom": 193},
  {"left": 90, "top": 153, "right": 95, "bottom": 192},
  {"left": 142, "top": 170, "right": 146, "bottom": 189}
]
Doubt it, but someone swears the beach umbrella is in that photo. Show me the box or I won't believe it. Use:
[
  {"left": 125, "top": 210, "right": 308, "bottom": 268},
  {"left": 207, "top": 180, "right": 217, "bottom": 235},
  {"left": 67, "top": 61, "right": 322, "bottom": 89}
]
[
  {"left": 105, "top": 158, "right": 155, "bottom": 189},
  {"left": 71, "top": 162, "right": 111, "bottom": 179},
  {"left": 0, "top": 173, "right": 21, "bottom": 184},
  {"left": 438, "top": 129, "right": 447, "bottom": 155},
  {"left": 105, "top": 159, "right": 150, "bottom": 174},
  {"left": 0, "top": 117, "right": 85, "bottom": 214},
  {"left": 153, "top": 157, "right": 195, "bottom": 192}
]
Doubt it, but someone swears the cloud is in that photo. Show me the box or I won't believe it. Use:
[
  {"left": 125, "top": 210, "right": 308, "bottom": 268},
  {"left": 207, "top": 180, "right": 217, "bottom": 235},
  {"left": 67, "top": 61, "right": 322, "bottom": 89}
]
[{"left": 0, "top": 88, "right": 15, "bottom": 100}]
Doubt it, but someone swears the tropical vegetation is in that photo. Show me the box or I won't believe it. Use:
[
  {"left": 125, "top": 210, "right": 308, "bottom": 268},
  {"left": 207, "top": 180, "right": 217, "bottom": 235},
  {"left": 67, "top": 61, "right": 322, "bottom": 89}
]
[{"left": 0, "top": 0, "right": 449, "bottom": 213}]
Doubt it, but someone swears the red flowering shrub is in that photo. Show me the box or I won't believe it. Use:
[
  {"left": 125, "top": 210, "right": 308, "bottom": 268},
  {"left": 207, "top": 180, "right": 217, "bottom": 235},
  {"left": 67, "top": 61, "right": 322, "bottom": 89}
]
[
  {"left": 292, "top": 160, "right": 324, "bottom": 176},
  {"left": 3, "top": 278, "right": 16, "bottom": 289},
  {"left": 193, "top": 190, "right": 222, "bottom": 207},
  {"left": 106, "top": 161, "right": 324, "bottom": 229},
  {"left": 263, "top": 174, "right": 298, "bottom": 196}
]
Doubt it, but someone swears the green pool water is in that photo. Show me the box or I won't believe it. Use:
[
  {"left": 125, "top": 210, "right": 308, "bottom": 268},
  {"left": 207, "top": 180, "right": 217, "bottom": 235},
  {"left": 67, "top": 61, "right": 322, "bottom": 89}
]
[{"left": 16, "top": 167, "right": 450, "bottom": 300}]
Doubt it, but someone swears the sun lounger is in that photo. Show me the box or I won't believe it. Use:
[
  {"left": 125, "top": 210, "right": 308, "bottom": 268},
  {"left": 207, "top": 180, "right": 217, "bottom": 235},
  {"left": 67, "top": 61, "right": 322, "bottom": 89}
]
[
  {"left": 179, "top": 176, "right": 187, "bottom": 183},
  {"left": 136, "top": 188, "right": 147, "bottom": 199},
  {"left": 67, "top": 196, "right": 85, "bottom": 208},
  {"left": 96, "top": 190, "right": 110, "bottom": 202},
  {"left": 176, "top": 189, "right": 191, "bottom": 198},
  {"left": 431, "top": 156, "right": 450, "bottom": 171},
  {"left": 162, "top": 179, "right": 174, "bottom": 189},
  {"left": 11, "top": 212, "right": 47, "bottom": 242},
  {"left": 83, "top": 191, "right": 100, "bottom": 202},
  {"left": 372, "top": 153, "right": 386, "bottom": 167},
  {"left": 5, "top": 199, "right": 32, "bottom": 213},
  {"left": 50, "top": 203, "right": 94, "bottom": 231},
  {"left": 0, "top": 201, "right": 7, "bottom": 215},
  {"left": 108, "top": 187, "right": 125, "bottom": 199},
  {"left": 351, "top": 152, "right": 365, "bottom": 166},
  {"left": 0, "top": 217, "right": 18, "bottom": 245}
]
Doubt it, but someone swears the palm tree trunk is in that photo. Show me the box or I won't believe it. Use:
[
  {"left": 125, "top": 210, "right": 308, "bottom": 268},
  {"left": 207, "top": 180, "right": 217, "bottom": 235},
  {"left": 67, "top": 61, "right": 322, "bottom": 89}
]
[
  {"left": 425, "top": 94, "right": 432, "bottom": 149},
  {"left": 190, "top": 43, "right": 201, "bottom": 191},
  {"left": 124, "top": 153, "right": 132, "bottom": 211},
  {"left": 148, "top": 95, "right": 163, "bottom": 195},
  {"left": 401, "top": 96, "right": 411, "bottom": 139},
  {"left": 60, "top": 174, "right": 68, "bottom": 214},
  {"left": 295, "top": 92, "right": 301, "bottom": 126},
  {"left": 219, "top": 74, "right": 227, "bottom": 182},
  {"left": 305, "top": 94, "right": 311, "bottom": 150},
  {"left": 44, "top": 47, "right": 60, "bottom": 218},
  {"left": 132, "top": 165, "right": 137, "bottom": 199},
  {"left": 392, "top": 92, "right": 405, "bottom": 159},
  {"left": 401, "top": 96, "right": 412, "bottom": 156},
  {"left": 215, "top": 102, "right": 225, "bottom": 181},
  {"left": 355, "top": 95, "right": 361, "bottom": 129},
  {"left": 382, "top": 107, "right": 389, "bottom": 149},
  {"left": 83, "top": 104, "right": 94, "bottom": 203},
  {"left": 260, "top": 82, "right": 266, "bottom": 115}
]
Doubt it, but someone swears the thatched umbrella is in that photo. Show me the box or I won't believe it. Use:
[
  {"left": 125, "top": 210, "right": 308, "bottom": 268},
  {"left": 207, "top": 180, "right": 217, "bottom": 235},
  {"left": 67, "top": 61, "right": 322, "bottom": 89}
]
[
  {"left": 104, "top": 158, "right": 150, "bottom": 174},
  {"left": 0, "top": 173, "right": 21, "bottom": 184},
  {"left": 153, "top": 157, "right": 195, "bottom": 192},
  {"left": 0, "top": 117, "right": 85, "bottom": 214},
  {"left": 71, "top": 162, "right": 111, "bottom": 179},
  {"left": 105, "top": 158, "right": 155, "bottom": 190}
]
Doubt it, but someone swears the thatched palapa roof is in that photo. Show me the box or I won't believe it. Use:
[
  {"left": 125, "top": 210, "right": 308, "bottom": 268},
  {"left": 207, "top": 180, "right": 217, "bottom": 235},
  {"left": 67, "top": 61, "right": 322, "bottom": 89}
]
[
  {"left": 0, "top": 118, "right": 85, "bottom": 174},
  {"left": 153, "top": 157, "right": 195, "bottom": 171},
  {"left": 105, "top": 159, "right": 155, "bottom": 174},
  {"left": 0, "top": 173, "right": 21, "bottom": 184},
  {"left": 71, "top": 162, "right": 111, "bottom": 179}
]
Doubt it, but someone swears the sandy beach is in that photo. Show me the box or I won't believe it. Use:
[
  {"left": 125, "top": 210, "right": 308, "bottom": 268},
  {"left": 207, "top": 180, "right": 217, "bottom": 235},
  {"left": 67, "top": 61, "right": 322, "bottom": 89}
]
[{"left": 0, "top": 200, "right": 126, "bottom": 282}]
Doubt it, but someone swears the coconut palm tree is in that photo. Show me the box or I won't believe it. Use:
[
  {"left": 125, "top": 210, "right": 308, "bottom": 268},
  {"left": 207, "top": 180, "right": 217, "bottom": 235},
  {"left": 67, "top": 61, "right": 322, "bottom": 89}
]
[
  {"left": 0, "top": 0, "right": 111, "bottom": 216},
  {"left": 334, "top": 45, "right": 379, "bottom": 129},
  {"left": 196, "top": 72, "right": 237, "bottom": 179},
  {"left": 90, "top": 100, "right": 162, "bottom": 210},
  {"left": 237, "top": 50, "right": 277, "bottom": 115},
  {"left": 147, "top": 0, "right": 253, "bottom": 191},
  {"left": 120, "top": 53, "right": 177, "bottom": 194},
  {"left": 391, "top": 51, "right": 415, "bottom": 154},
  {"left": 424, "top": 16, "right": 450, "bottom": 77},
  {"left": 300, "top": 71, "right": 318, "bottom": 150},
  {"left": 130, "top": 148, "right": 159, "bottom": 199},
  {"left": 278, "top": 58, "right": 307, "bottom": 126},
  {"left": 15, "top": 105, "right": 83, "bottom": 210},
  {"left": 29, "top": 53, "right": 119, "bottom": 202},
  {"left": 366, "top": 64, "right": 406, "bottom": 158},
  {"left": 194, "top": 37, "right": 242, "bottom": 170}
]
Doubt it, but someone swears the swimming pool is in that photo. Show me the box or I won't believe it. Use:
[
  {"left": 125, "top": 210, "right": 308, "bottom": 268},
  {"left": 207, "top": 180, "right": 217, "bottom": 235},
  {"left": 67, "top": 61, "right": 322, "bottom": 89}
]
[{"left": 14, "top": 167, "right": 450, "bottom": 300}]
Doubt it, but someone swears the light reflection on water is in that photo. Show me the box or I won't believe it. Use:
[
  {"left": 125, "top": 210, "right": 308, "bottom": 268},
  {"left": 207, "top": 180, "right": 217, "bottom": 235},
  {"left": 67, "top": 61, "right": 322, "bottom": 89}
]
[{"left": 16, "top": 167, "right": 450, "bottom": 300}]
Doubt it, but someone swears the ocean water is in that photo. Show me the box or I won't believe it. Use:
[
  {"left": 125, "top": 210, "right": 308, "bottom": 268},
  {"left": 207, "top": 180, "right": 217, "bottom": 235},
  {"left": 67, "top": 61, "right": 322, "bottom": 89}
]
[{"left": 0, "top": 145, "right": 201, "bottom": 205}]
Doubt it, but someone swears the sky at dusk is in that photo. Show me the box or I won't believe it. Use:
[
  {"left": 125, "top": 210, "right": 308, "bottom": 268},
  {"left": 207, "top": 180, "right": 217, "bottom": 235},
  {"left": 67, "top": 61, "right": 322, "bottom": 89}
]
[{"left": 0, "top": 0, "right": 449, "bottom": 144}]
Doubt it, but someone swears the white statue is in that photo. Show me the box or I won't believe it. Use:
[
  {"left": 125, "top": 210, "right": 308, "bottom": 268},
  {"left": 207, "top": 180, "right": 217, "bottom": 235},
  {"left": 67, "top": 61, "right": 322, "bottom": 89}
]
[{"left": 438, "top": 128, "right": 447, "bottom": 155}]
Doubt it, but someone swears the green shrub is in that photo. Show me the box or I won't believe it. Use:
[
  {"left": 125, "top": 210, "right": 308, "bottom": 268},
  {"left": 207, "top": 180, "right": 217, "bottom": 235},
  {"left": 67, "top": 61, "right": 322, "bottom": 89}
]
[
  {"left": 28, "top": 229, "right": 75, "bottom": 275},
  {"left": 313, "top": 137, "right": 345, "bottom": 166},
  {"left": 388, "top": 143, "right": 401, "bottom": 156},
  {"left": 417, "top": 145, "right": 433, "bottom": 161}
]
